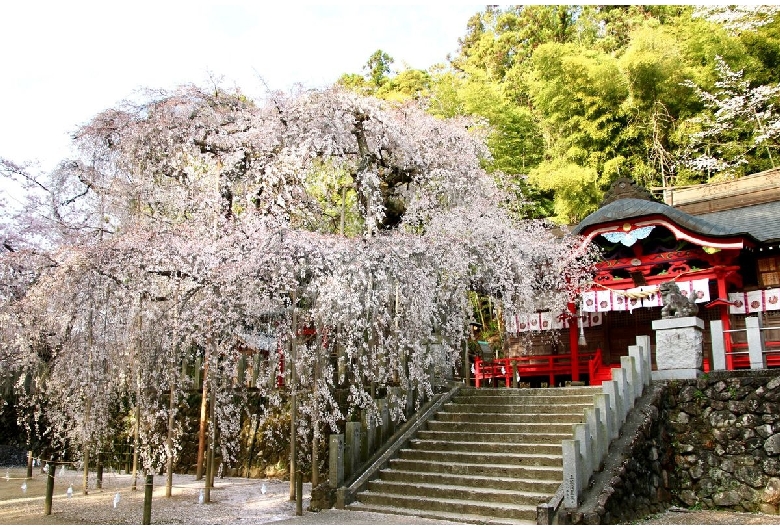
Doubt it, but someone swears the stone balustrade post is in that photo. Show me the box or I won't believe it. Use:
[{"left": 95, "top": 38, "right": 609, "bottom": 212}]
[
  {"left": 585, "top": 406, "right": 604, "bottom": 471},
  {"left": 746, "top": 316, "right": 766, "bottom": 370},
  {"left": 361, "top": 410, "right": 375, "bottom": 462},
  {"left": 376, "top": 399, "right": 390, "bottom": 445},
  {"left": 593, "top": 393, "right": 613, "bottom": 444},
  {"left": 573, "top": 423, "right": 592, "bottom": 490},
  {"left": 345, "top": 421, "right": 361, "bottom": 480},
  {"left": 329, "top": 434, "right": 344, "bottom": 488},
  {"left": 611, "top": 367, "right": 629, "bottom": 426},
  {"left": 562, "top": 439, "right": 581, "bottom": 509},
  {"left": 710, "top": 320, "right": 726, "bottom": 371},
  {"left": 627, "top": 345, "right": 645, "bottom": 398},
  {"left": 636, "top": 335, "right": 652, "bottom": 387},
  {"left": 620, "top": 356, "right": 638, "bottom": 407},
  {"left": 602, "top": 380, "right": 621, "bottom": 439}
]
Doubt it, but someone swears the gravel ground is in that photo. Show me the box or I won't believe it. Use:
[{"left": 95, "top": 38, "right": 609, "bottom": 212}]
[{"left": 2, "top": 466, "right": 780, "bottom": 526}]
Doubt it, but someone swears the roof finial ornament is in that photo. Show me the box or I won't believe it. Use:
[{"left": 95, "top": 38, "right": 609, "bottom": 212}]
[{"left": 601, "top": 177, "right": 654, "bottom": 206}]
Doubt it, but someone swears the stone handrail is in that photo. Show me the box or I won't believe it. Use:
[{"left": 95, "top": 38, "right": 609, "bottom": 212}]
[
  {"left": 540, "top": 335, "right": 652, "bottom": 523},
  {"left": 333, "top": 384, "right": 461, "bottom": 508}
]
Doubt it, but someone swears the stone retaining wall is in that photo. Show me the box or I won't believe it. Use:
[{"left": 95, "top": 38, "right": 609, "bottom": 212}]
[
  {"left": 566, "top": 369, "right": 780, "bottom": 523},
  {"left": 564, "top": 384, "right": 675, "bottom": 524},
  {"left": 666, "top": 370, "right": 780, "bottom": 515}
]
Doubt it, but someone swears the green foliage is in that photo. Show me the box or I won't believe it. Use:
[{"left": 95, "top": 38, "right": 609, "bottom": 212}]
[
  {"left": 335, "top": 6, "right": 780, "bottom": 224},
  {"left": 302, "top": 159, "right": 363, "bottom": 236},
  {"left": 365, "top": 49, "right": 394, "bottom": 87},
  {"left": 528, "top": 161, "right": 603, "bottom": 225}
]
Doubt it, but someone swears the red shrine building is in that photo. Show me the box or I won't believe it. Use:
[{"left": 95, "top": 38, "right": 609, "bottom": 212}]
[{"left": 494, "top": 170, "right": 780, "bottom": 387}]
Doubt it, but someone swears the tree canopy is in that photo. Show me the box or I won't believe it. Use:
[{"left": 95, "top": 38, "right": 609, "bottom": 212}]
[
  {"left": 339, "top": 5, "right": 780, "bottom": 224},
  {"left": 0, "top": 85, "right": 595, "bottom": 480}
]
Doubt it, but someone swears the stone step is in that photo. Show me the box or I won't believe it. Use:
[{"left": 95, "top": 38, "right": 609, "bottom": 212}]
[
  {"left": 353, "top": 490, "right": 539, "bottom": 521},
  {"left": 408, "top": 438, "right": 562, "bottom": 455},
  {"left": 377, "top": 468, "right": 560, "bottom": 494},
  {"left": 416, "top": 429, "right": 570, "bottom": 444},
  {"left": 425, "top": 419, "right": 575, "bottom": 434},
  {"left": 345, "top": 503, "right": 536, "bottom": 525},
  {"left": 459, "top": 387, "right": 601, "bottom": 398},
  {"left": 452, "top": 393, "right": 600, "bottom": 406},
  {"left": 342, "top": 386, "right": 596, "bottom": 525},
  {"left": 364, "top": 480, "right": 551, "bottom": 506},
  {"left": 389, "top": 458, "right": 563, "bottom": 481},
  {"left": 398, "top": 448, "right": 563, "bottom": 467},
  {"left": 433, "top": 411, "right": 585, "bottom": 424},
  {"left": 442, "top": 402, "right": 591, "bottom": 415}
]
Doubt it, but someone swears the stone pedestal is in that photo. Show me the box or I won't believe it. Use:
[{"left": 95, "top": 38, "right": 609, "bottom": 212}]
[{"left": 651, "top": 317, "right": 704, "bottom": 380}]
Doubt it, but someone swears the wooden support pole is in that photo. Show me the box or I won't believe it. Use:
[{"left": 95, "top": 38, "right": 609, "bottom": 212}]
[
  {"left": 295, "top": 469, "right": 303, "bottom": 516},
  {"left": 568, "top": 302, "right": 580, "bottom": 382},
  {"left": 142, "top": 474, "right": 153, "bottom": 525},
  {"left": 44, "top": 462, "right": 55, "bottom": 515},
  {"left": 96, "top": 451, "right": 103, "bottom": 489},
  {"left": 289, "top": 288, "right": 298, "bottom": 502}
]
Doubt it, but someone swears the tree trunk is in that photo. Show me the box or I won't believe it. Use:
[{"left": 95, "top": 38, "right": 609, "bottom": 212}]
[
  {"left": 132, "top": 389, "right": 140, "bottom": 491},
  {"left": 196, "top": 354, "right": 208, "bottom": 481},
  {"left": 96, "top": 450, "right": 103, "bottom": 489},
  {"left": 165, "top": 378, "right": 175, "bottom": 497}
]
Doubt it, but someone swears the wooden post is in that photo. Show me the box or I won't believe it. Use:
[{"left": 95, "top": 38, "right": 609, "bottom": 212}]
[
  {"left": 132, "top": 383, "right": 140, "bottom": 491},
  {"left": 311, "top": 321, "right": 321, "bottom": 489},
  {"left": 289, "top": 289, "right": 298, "bottom": 502},
  {"left": 132, "top": 297, "right": 142, "bottom": 492},
  {"left": 295, "top": 469, "right": 303, "bottom": 516},
  {"left": 568, "top": 302, "right": 580, "bottom": 382},
  {"left": 204, "top": 376, "right": 216, "bottom": 502},
  {"left": 166, "top": 276, "right": 180, "bottom": 498},
  {"left": 196, "top": 353, "right": 208, "bottom": 481},
  {"left": 96, "top": 451, "right": 103, "bottom": 489},
  {"left": 27, "top": 451, "right": 33, "bottom": 479},
  {"left": 44, "top": 462, "right": 55, "bottom": 515},
  {"left": 142, "top": 474, "right": 153, "bottom": 525},
  {"left": 463, "top": 338, "right": 470, "bottom": 386}
]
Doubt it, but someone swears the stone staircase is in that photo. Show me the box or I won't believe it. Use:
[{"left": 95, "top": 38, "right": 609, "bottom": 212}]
[{"left": 346, "top": 385, "right": 603, "bottom": 524}]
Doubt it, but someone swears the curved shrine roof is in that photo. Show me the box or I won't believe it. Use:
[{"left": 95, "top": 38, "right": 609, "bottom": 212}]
[
  {"left": 571, "top": 198, "right": 754, "bottom": 241},
  {"left": 696, "top": 201, "right": 780, "bottom": 244}
]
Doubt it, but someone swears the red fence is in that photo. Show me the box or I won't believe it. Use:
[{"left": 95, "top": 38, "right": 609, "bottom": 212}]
[{"left": 473, "top": 349, "right": 606, "bottom": 388}]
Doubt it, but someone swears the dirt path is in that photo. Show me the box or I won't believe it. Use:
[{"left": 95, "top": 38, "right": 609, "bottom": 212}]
[{"left": 2, "top": 467, "right": 780, "bottom": 525}]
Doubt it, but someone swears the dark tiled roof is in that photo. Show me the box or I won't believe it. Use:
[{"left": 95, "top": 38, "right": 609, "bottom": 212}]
[
  {"left": 696, "top": 201, "right": 780, "bottom": 244},
  {"left": 571, "top": 198, "right": 745, "bottom": 238}
]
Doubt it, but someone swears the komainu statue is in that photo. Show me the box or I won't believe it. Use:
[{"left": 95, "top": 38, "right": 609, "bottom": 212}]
[{"left": 659, "top": 281, "right": 699, "bottom": 318}]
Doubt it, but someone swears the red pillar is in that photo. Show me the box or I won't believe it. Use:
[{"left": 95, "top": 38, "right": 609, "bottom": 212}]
[
  {"left": 568, "top": 302, "right": 579, "bottom": 382},
  {"left": 716, "top": 271, "right": 733, "bottom": 369}
]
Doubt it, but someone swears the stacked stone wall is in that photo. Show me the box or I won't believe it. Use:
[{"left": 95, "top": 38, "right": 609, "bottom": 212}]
[
  {"left": 566, "top": 369, "right": 780, "bottom": 524},
  {"left": 565, "top": 384, "right": 675, "bottom": 524},
  {"left": 666, "top": 370, "right": 780, "bottom": 515}
]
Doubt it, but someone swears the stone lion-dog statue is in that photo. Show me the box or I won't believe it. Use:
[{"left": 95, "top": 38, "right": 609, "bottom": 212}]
[{"left": 659, "top": 281, "right": 699, "bottom": 319}]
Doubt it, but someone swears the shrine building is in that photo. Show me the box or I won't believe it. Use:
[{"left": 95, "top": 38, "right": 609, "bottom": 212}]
[{"left": 497, "top": 169, "right": 780, "bottom": 387}]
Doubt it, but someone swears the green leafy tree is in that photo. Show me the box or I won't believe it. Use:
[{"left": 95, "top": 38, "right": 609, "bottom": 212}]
[
  {"left": 678, "top": 56, "right": 780, "bottom": 180},
  {"left": 365, "top": 49, "right": 394, "bottom": 87}
]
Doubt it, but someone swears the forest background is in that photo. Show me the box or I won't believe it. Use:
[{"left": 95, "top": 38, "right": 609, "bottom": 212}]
[
  {"left": 1, "top": 4, "right": 780, "bottom": 494},
  {"left": 339, "top": 5, "right": 780, "bottom": 223}
]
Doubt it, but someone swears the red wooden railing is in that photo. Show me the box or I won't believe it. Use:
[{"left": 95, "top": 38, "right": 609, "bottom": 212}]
[
  {"left": 722, "top": 340, "right": 780, "bottom": 370},
  {"left": 474, "top": 348, "right": 605, "bottom": 388}
]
